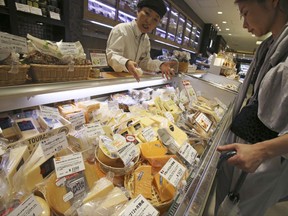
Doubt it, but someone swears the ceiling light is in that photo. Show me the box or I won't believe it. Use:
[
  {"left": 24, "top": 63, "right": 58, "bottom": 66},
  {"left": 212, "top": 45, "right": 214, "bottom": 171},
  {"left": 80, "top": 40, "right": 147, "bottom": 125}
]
[
  {"left": 222, "top": 21, "right": 227, "bottom": 24},
  {"left": 226, "top": 28, "right": 230, "bottom": 31},
  {"left": 218, "top": 11, "right": 223, "bottom": 14}
]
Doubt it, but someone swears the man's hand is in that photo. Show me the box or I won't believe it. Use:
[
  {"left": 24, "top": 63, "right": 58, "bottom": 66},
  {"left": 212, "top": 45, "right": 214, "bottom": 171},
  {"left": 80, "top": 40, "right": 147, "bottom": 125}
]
[
  {"left": 160, "top": 62, "right": 176, "bottom": 80},
  {"left": 126, "top": 60, "right": 140, "bottom": 82}
]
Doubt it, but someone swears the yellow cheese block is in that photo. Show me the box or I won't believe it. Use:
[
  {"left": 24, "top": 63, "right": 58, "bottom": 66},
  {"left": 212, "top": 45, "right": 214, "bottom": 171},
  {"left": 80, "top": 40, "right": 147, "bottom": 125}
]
[
  {"left": 146, "top": 154, "right": 178, "bottom": 168},
  {"left": 134, "top": 165, "right": 152, "bottom": 199},
  {"left": 77, "top": 100, "right": 100, "bottom": 123},
  {"left": 166, "top": 122, "right": 188, "bottom": 146},
  {"left": 46, "top": 162, "right": 99, "bottom": 216},
  {"left": 153, "top": 173, "right": 176, "bottom": 202},
  {"left": 139, "top": 140, "right": 167, "bottom": 159},
  {"left": 58, "top": 104, "right": 81, "bottom": 117},
  {"left": 35, "top": 196, "right": 50, "bottom": 216},
  {"left": 83, "top": 177, "right": 114, "bottom": 204}
]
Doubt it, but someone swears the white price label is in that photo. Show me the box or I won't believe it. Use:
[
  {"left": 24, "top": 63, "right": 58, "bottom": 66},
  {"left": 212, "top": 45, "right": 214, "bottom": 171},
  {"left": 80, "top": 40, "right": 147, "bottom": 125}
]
[
  {"left": 164, "top": 112, "right": 174, "bottom": 123},
  {"left": 15, "top": 3, "right": 30, "bottom": 13},
  {"left": 159, "top": 158, "right": 186, "bottom": 187},
  {"left": 0, "top": 0, "right": 5, "bottom": 6},
  {"left": 85, "top": 123, "right": 105, "bottom": 137},
  {"left": 195, "top": 112, "right": 212, "bottom": 132},
  {"left": 8, "top": 194, "right": 43, "bottom": 216},
  {"left": 118, "top": 142, "right": 138, "bottom": 166},
  {"left": 69, "top": 112, "right": 85, "bottom": 130},
  {"left": 29, "top": 6, "right": 42, "bottom": 16},
  {"left": 40, "top": 105, "right": 61, "bottom": 120},
  {"left": 57, "top": 42, "right": 78, "bottom": 55},
  {"left": 142, "top": 126, "right": 156, "bottom": 142},
  {"left": 40, "top": 132, "right": 68, "bottom": 158},
  {"left": 182, "top": 80, "right": 197, "bottom": 102},
  {"left": 90, "top": 52, "right": 108, "bottom": 67},
  {"left": 54, "top": 153, "right": 85, "bottom": 179},
  {"left": 0, "top": 32, "right": 27, "bottom": 53},
  {"left": 49, "top": 11, "right": 61, "bottom": 20},
  {"left": 178, "top": 142, "right": 198, "bottom": 165},
  {"left": 119, "top": 194, "right": 159, "bottom": 216}
]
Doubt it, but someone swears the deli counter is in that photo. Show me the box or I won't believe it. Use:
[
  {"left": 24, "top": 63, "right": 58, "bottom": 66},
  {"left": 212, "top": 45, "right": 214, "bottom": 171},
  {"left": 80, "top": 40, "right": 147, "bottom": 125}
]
[{"left": 0, "top": 73, "right": 238, "bottom": 216}]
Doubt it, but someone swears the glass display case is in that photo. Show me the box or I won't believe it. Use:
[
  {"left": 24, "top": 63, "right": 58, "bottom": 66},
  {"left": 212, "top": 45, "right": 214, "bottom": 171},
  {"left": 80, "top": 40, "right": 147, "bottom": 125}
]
[
  {"left": 190, "top": 26, "right": 201, "bottom": 50},
  {"left": 155, "top": 1, "right": 169, "bottom": 39},
  {"left": 176, "top": 14, "right": 185, "bottom": 44},
  {"left": 118, "top": 0, "right": 137, "bottom": 23},
  {"left": 167, "top": 7, "right": 178, "bottom": 42},
  {"left": 87, "top": 0, "right": 116, "bottom": 20},
  {"left": 183, "top": 20, "right": 192, "bottom": 47}
]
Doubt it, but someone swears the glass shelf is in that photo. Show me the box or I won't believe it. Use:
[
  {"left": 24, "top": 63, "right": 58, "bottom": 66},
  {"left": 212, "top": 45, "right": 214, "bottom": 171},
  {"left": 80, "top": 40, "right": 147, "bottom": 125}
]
[
  {"left": 167, "top": 7, "right": 178, "bottom": 42},
  {"left": 176, "top": 14, "right": 185, "bottom": 44},
  {"left": 87, "top": 0, "right": 116, "bottom": 20}
]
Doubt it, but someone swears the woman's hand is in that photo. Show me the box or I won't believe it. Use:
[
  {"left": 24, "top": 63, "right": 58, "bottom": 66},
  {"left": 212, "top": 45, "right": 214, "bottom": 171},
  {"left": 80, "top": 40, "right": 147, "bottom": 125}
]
[{"left": 217, "top": 143, "right": 265, "bottom": 173}]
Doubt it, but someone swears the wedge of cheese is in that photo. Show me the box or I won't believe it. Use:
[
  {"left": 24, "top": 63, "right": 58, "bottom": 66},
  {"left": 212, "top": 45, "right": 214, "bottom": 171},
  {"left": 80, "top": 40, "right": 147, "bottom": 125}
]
[
  {"left": 82, "top": 177, "right": 114, "bottom": 204},
  {"left": 153, "top": 173, "right": 176, "bottom": 202},
  {"left": 146, "top": 154, "right": 178, "bottom": 168},
  {"left": 46, "top": 162, "right": 99, "bottom": 215},
  {"left": 139, "top": 140, "right": 167, "bottom": 159},
  {"left": 134, "top": 165, "right": 152, "bottom": 199}
]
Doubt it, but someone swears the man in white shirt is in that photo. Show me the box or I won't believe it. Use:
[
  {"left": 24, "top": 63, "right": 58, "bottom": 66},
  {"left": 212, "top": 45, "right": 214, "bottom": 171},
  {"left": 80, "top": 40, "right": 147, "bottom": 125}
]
[{"left": 106, "top": 0, "right": 174, "bottom": 82}]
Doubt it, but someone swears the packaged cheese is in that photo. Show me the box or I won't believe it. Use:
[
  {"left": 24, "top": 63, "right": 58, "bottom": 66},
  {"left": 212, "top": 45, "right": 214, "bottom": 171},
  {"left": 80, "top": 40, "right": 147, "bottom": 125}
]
[
  {"left": 133, "top": 165, "right": 152, "bottom": 199},
  {"left": 153, "top": 173, "right": 176, "bottom": 202}
]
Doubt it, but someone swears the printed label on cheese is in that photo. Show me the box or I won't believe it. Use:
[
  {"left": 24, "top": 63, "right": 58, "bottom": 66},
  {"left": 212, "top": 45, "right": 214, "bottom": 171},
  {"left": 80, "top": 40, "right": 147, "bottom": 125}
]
[
  {"left": 159, "top": 158, "right": 186, "bottom": 187},
  {"left": 195, "top": 113, "right": 212, "bottom": 132},
  {"left": 164, "top": 112, "right": 174, "bottom": 123},
  {"left": 178, "top": 142, "right": 198, "bottom": 165},
  {"left": 119, "top": 194, "right": 159, "bottom": 216},
  {"left": 41, "top": 132, "right": 68, "bottom": 158},
  {"left": 54, "top": 153, "right": 85, "bottom": 179},
  {"left": 142, "top": 126, "right": 156, "bottom": 142},
  {"left": 40, "top": 105, "right": 61, "bottom": 120},
  {"left": 69, "top": 112, "right": 85, "bottom": 130},
  {"left": 85, "top": 123, "right": 105, "bottom": 137},
  {"left": 118, "top": 142, "right": 138, "bottom": 166},
  {"left": 8, "top": 194, "right": 43, "bottom": 216}
]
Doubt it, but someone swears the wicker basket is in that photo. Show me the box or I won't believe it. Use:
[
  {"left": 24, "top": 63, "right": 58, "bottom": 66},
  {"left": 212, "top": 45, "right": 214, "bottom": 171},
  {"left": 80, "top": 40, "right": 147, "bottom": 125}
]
[
  {"left": 178, "top": 62, "right": 189, "bottom": 73},
  {"left": 29, "top": 64, "right": 91, "bottom": 82},
  {"left": 0, "top": 65, "right": 29, "bottom": 86}
]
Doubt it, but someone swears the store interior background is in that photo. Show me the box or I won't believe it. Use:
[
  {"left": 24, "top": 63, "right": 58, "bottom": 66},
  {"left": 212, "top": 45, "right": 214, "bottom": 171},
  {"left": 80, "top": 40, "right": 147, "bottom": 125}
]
[{"left": 1, "top": 0, "right": 288, "bottom": 215}]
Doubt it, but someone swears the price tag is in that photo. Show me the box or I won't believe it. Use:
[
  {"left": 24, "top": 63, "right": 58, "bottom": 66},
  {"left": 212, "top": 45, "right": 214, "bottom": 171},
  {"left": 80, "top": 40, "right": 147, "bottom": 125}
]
[
  {"left": 118, "top": 142, "right": 138, "bottom": 166},
  {"left": 195, "top": 112, "right": 212, "bottom": 132},
  {"left": 164, "top": 112, "right": 174, "bottom": 123},
  {"left": 54, "top": 153, "right": 85, "bottom": 179},
  {"left": 40, "top": 105, "right": 61, "bottom": 120},
  {"left": 90, "top": 52, "right": 108, "bottom": 67},
  {"left": 57, "top": 42, "right": 78, "bottom": 55},
  {"left": 15, "top": 3, "right": 30, "bottom": 13},
  {"left": 142, "top": 126, "right": 156, "bottom": 142},
  {"left": 178, "top": 142, "right": 198, "bottom": 165},
  {"left": 49, "top": 11, "right": 61, "bottom": 20},
  {"left": 85, "top": 123, "right": 105, "bottom": 137},
  {"left": 0, "top": 32, "right": 28, "bottom": 54},
  {"left": 159, "top": 158, "right": 186, "bottom": 187},
  {"left": 29, "top": 6, "right": 42, "bottom": 16},
  {"left": 0, "top": 0, "right": 5, "bottom": 6},
  {"left": 8, "top": 194, "right": 43, "bottom": 216},
  {"left": 40, "top": 132, "right": 68, "bottom": 158},
  {"left": 214, "top": 97, "right": 228, "bottom": 110},
  {"left": 182, "top": 80, "right": 197, "bottom": 102},
  {"left": 68, "top": 112, "right": 85, "bottom": 130},
  {"left": 119, "top": 194, "right": 159, "bottom": 216}
]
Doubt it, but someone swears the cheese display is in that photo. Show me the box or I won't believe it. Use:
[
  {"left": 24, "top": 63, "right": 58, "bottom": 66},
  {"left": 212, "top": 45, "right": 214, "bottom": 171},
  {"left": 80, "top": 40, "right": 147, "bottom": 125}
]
[
  {"left": 153, "top": 173, "right": 176, "bottom": 202},
  {"left": 45, "top": 162, "right": 99, "bottom": 215},
  {"left": 15, "top": 117, "right": 40, "bottom": 140},
  {"left": 77, "top": 100, "right": 100, "bottom": 123}
]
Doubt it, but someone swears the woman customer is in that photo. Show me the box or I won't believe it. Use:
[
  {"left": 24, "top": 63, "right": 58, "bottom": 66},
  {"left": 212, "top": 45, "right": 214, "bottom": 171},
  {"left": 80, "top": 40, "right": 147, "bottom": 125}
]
[{"left": 216, "top": 0, "right": 288, "bottom": 215}]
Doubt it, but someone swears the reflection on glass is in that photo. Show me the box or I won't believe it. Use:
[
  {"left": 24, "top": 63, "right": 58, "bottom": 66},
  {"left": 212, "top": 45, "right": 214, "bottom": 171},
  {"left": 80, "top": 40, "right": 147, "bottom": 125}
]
[
  {"left": 156, "top": 1, "right": 169, "bottom": 38},
  {"left": 167, "top": 8, "right": 178, "bottom": 41},
  {"left": 119, "top": 0, "right": 138, "bottom": 12},
  {"left": 88, "top": 0, "right": 116, "bottom": 20},
  {"left": 176, "top": 14, "right": 185, "bottom": 44},
  {"left": 156, "top": 28, "right": 166, "bottom": 38}
]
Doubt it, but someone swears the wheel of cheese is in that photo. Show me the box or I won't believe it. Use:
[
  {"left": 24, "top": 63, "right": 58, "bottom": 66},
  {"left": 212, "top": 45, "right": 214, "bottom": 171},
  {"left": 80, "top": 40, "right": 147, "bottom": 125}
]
[
  {"left": 45, "top": 162, "right": 99, "bottom": 216},
  {"left": 96, "top": 145, "right": 124, "bottom": 168}
]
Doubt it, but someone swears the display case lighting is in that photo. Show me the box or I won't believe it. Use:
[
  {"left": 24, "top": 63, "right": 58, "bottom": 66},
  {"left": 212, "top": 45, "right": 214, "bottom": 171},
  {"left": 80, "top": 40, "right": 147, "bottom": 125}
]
[
  {"left": 156, "top": 28, "right": 166, "bottom": 33},
  {"left": 171, "top": 11, "right": 178, "bottom": 16},
  {"left": 179, "top": 18, "right": 185, "bottom": 22},
  {"left": 119, "top": 11, "right": 136, "bottom": 20},
  {"left": 95, "top": 0, "right": 115, "bottom": 11},
  {"left": 88, "top": 20, "right": 113, "bottom": 29},
  {"left": 182, "top": 48, "right": 195, "bottom": 54},
  {"left": 154, "top": 39, "right": 179, "bottom": 48}
]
